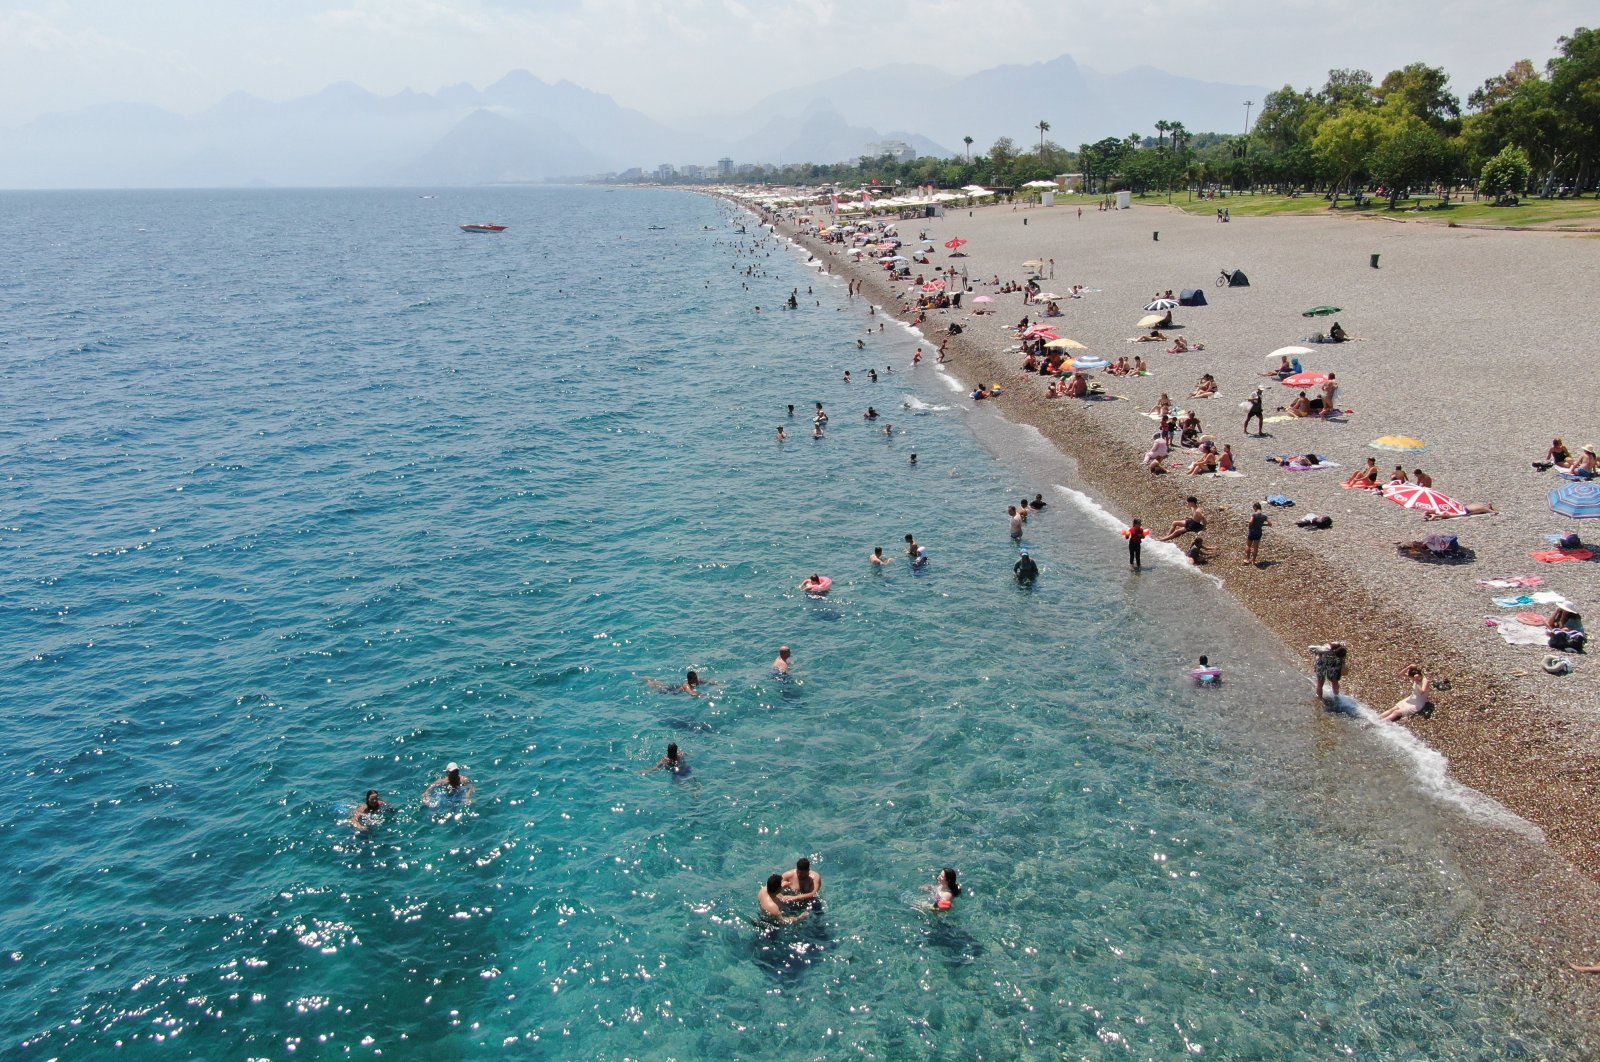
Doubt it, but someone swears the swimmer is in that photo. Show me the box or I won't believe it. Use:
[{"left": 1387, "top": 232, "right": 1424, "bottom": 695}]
[
  {"left": 1014, "top": 548, "right": 1039, "bottom": 583},
  {"left": 422, "top": 762, "right": 475, "bottom": 806},
  {"left": 883, "top": 423, "right": 893, "bottom": 436},
  {"left": 865, "top": 406, "right": 879, "bottom": 420},
  {"left": 868, "top": 369, "right": 878, "bottom": 382},
  {"left": 924, "top": 867, "right": 962, "bottom": 910},
  {"left": 772, "top": 645, "right": 792, "bottom": 674},
  {"left": 1192, "top": 655, "right": 1222, "bottom": 685},
  {"left": 787, "top": 404, "right": 795, "bottom": 417},
  {"left": 813, "top": 423, "right": 825, "bottom": 439},
  {"left": 913, "top": 348, "right": 923, "bottom": 365},
  {"left": 349, "top": 789, "right": 386, "bottom": 832},
  {"left": 843, "top": 370, "right": 852, "bottom": 383},
  {"left": 909, "top": 453, "right": 917, "bottom": 465},
  {"left": 870, "top": 546, "right": 888, "bottom": 566},
  {"left": 814, "top": 402, "right": 828, "bottom": 424},
  {"left": 776, "top": 425, "right": 786, "bottom": 441},
  {"left": 759, "top": 874, "right": 809, "bottom": 924},
  {"left": 781, "top": 857, "right": 823, "bottom": 902},
  {"left": 912, "top": 545, "right": 930, "bottom": 568},
  {"left": 645, "top": 669, "right": 720, "bottom": 697},
  {"left": 1029, "top": 493, "right": 1047, "bottom": 511},
  {"left": 641, "top": 742, "right": 689, "bottom": 775},
  {"left": 857, "top": 339, "right": 865, "bottom": 350},
  {"left": 905, "top": 533, "right": 919, "bottom": 557}
]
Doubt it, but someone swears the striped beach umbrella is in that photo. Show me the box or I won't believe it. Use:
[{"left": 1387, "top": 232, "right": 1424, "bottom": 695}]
[
  {"left": 1370, "top": 435, "right": 1427, "bottom": 452},
  {"left": 1146, "top": 298, "right": 1179, "bottom": 311},
  {"left": 1382, "top": 483, "right": 1467, "bottom": 517},
  {"left": 1550, "top": 481, "right": 1600, "bottom": 520}
]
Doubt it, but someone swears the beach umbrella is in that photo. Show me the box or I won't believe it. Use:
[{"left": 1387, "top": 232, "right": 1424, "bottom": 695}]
[
  {"left": 1074, "top": 356, "right": 1111, "bottom": 370},
  {"left": 1382, "top": 483, "right": 1467, "bottom": 517},
  {"left": 1037, "top": 292, "right": 1062, "bottom": 300},
  {"left": 943, "top": 238, "right": 967, "bottom": 249},
  {"left": 1370, "top": 435, "right": 1427, "bottom": 452},
  {"left": 973, "top": 295, "right": 994, "bottom": 303},
  {"left": 1268, "top": 345, "right": 1314, "bottom": 359},
  {"left": 1045, "top": 337, "right": 1087, "bottom": 350},
  {"left": 1022, "top": 327, "right": 1058, "bottom": 339},
  {"left": 1302, "top": 306, "right": 1342, "bottom": 317},
  {"left": 1137, "top": 313, "right": 1168, "bottom": 328},
  {"left": 1022, "top": 259, "right": 1046, "bottom": 269},
  {"left": 922, "top": 280, "right": 946, "bottom": 292},
  {"left": 1550, "top": 481, "right": 1600, "bottom": 521},
  {"left": 1280, "top": 371, "right": 1329, "bottom": 388},
  {"left": 1146, "top": 298, "right": 1179, "bottom": 311}
]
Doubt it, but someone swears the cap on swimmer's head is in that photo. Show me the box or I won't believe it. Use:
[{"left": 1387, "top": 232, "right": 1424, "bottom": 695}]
[
  {"left": 446, "top": 762, "right": 460, "bottom": 773},
  {"left": 1018, "top": 548, "right": 1029, "bottom": 556}
]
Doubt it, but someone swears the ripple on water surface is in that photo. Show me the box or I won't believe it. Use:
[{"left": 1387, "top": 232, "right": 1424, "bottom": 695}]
[{"left": 0, "top": 187, "right": 1590, "bottom": 1059}]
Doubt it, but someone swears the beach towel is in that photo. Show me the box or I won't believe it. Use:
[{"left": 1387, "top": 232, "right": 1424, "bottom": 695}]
[
  {"left": 1266, "top": 495, "right": 1295, "bottom": 507},
  {"left": 1280, "top": 461, "right": 1339, "bottom": 471},
  {"left": 1487, "top": 617, "right": 1552, "bottom": 647},
  {"left": 1531, "top": 548, "right": 1595, "bottom": 563},
  {"left": 1476, "top": 576, "right": 1545, "bottom": 589},
  {"left": 1209, "top": 470, "right": 1246, "bottom": 478},
  {"left": 1339, "top": 480, "right": 1383, "bottom": 490},
  {"left": 1491, "top": 592, "right": 1571, "bottom": 608}
]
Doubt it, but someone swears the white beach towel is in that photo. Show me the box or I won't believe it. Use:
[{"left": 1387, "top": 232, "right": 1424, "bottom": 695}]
[
  {"left": 1489, "top": 618, "right": 1551, "bottom": 647},
  {"left": 1491, "top": 591, "right": 1571, "bottom": 608}
]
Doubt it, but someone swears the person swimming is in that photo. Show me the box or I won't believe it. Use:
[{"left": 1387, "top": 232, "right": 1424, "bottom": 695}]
[
  {"left": 772, "top": 645, "right": 792, "bottom": 674},
  {"left": 421, "top": 762, "right": 475, "bottom": 806},
  {"left": 349, "top": 789, "right": 386, "bottom": 832},
  {"left": 759, "top": 874, "right": 808, "bottom": 925},
  {"left": 641, "top": 742, "right": 690, "bottom": 775},
  {"left": 928, "top": 867, "right": 962, "bottom": 910},
  {"left": 645, "top": 669, "right": 719, "bottom": 696}
]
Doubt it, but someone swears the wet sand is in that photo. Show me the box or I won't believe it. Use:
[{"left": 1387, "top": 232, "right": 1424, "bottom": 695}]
[{"left": 763, "top": 196, "right": 1600, "bottom": 884}]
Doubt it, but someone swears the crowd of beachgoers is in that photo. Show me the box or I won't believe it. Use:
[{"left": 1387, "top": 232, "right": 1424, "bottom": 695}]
[{"left": 723, "top": 188, "right": 1600, "bottom": 893}]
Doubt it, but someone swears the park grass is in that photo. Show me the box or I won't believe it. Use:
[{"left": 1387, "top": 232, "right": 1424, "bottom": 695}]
[{"left": 1161, "top": 192, "right": 1600, "bottom": 229}]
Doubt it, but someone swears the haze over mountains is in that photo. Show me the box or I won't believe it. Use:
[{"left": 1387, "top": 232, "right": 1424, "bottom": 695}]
[{"left": 0, "top": 55, "right": 1266, "bottom": 189}]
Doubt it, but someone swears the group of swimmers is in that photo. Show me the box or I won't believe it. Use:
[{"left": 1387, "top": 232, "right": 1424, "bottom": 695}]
[{"left": 350, "top": 762, "right": 474, "bottom": 831}]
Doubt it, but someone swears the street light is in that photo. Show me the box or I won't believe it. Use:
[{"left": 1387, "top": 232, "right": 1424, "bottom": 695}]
[{"left": 1241, "top": 100, "right": 1254, "bottom": 195}]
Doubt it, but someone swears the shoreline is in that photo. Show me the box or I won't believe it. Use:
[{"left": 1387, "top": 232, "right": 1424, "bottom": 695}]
[{"left": 731, "top": 193, "right": 1600, "bottom": 890}]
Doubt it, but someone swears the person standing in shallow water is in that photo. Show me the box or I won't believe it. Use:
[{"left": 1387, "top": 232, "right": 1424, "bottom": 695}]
[{"left": 1125, "top": 519, "right": 1146, "bottom": 571}]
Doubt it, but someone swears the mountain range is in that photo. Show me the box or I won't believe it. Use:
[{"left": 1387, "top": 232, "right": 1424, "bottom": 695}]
[{"left": 0, "top": 56, "right": 1267, "bottom": 188}]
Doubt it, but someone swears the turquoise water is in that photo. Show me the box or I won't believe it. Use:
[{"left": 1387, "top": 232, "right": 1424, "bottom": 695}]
[{"left": 0, "top": 187, "right": 1588, "bottom": 1058}]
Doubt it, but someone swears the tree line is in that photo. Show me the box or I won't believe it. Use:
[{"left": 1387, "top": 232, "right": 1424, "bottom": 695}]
[{"left": 666, "top": 27, "right": 1597, "bottom": 208}]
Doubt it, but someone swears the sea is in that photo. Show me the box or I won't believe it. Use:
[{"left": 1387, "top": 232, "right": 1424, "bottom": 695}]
[{"left": 0, "top": 186, "right": 1592, "bottom": 1059}]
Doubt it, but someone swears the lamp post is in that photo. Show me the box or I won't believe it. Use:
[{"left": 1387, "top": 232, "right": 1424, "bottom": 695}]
[{"left": 1241, "top": 100, "right": 1253, "bottom": 194}]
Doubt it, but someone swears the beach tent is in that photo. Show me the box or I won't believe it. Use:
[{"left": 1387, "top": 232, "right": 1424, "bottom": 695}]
[
  {"left": 1227, "top": 269, "right": 1251, "bottom": 287},
  {"left": 1179, "top": 288, "right": 1207, "bottom": 306}
]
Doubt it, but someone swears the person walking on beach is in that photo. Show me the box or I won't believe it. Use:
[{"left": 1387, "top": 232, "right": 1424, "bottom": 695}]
[
  {"left": 1311, "top": 643, "right": 1347, "bottom": 703},
  {"left": 1245, "top": 502, "right": 1270, "bottom": 564},
  {"left": 1126, "top": 519, "right": 1146, "bottom": 571},
  {"left": 1244, "top": 386, "right": 1265, "bottom": 436}
]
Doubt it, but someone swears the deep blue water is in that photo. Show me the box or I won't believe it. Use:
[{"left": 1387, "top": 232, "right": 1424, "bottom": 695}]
[{"left": 0, "top": 186, "right": 1589, "bottom": 1059}]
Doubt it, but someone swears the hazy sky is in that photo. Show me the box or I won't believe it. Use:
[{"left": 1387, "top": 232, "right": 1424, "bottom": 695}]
[{"left": 0, "top": 0, "right": 1590, "bottom": 125}]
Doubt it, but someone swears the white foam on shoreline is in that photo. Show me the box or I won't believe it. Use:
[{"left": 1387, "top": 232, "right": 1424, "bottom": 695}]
[
  {"left": 1337, "top": 696, "right": 1543, "bottom": 836},
  {"left": 1049, "top": 483, "right": 1225, "bottom": 585}
]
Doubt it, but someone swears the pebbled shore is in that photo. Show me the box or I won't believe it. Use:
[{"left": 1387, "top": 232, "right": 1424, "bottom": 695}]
[{"left": 763, "top": 196, "right": 1600, "bottom": 884}]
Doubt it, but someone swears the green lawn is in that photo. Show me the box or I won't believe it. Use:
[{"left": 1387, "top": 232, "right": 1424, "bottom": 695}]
[{"left": 1160, "top": 192, "right": 1600, "bottom": 229}]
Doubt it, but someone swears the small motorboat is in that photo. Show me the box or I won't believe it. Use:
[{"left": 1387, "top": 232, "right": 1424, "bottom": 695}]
[{"left": 459, "top": 223, "right": 507, "bottom": 233}]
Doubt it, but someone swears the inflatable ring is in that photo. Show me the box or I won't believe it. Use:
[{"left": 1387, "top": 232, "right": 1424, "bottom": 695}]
[
  {"left": 1190, "top": 668, "right": 1223, "bottom": 684},
  {"left": 1543, "top": 654, "right": 1572, "bottom": 675}
]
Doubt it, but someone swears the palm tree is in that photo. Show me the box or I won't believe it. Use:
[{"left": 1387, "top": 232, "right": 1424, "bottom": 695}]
[
  {"left": 963, "top": 135, "right": 973, "bottom": 162},
  {"left": 1155, "top": 120, "right": 1170, "bottom": 150},
  {"left": 1037, "top": 120, "right": 1050, "bottom": 155}
]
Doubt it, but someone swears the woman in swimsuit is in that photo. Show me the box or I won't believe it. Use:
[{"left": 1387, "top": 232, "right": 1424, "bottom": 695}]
[
  {"left": 1379, "top": 666, "right": 1432, "bottom": 722},
  {"left": 1342, "top": 458, "right": 1380, "bottom": 488}
]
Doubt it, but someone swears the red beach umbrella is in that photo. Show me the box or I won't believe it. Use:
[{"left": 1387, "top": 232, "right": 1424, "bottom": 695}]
[
  {"left": 1381, "top": 483, "right": 1468, "bottom": 517},
  {"left": 944, "top": 237, "right": 968, "bottom": 249},
  {"left": 1280, "top": 371, "right": 1329, "bottom": 388},
  {"left": 922, "top": 280, "right": 946, "bottom": 292}
]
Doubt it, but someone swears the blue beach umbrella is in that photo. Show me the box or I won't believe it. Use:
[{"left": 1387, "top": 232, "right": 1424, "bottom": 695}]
[
  {"left": 1549, "top": 481, "right": 1600, "bottom": 520},
  {"left": 1073, "top": 356, "right": 1110, "bottom": 370}
]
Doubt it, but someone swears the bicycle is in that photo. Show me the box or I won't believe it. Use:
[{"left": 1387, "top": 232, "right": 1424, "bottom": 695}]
[{"left": 1215, "top": 269, "right": 1234, "bottom": 288}]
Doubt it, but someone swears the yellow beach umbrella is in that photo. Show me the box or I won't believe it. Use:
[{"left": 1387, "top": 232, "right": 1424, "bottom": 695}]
[
  {"left": 1044, "top": 337, "right": 1087, "bottom": 350},
  {"left": 1137, "top": 313, "right": 1167, "bottom": 328}
]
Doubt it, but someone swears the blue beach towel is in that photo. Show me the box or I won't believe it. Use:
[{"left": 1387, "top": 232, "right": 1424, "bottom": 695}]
[{"left": 1266, "top": 495, "right": 1295, "bottom": 507}]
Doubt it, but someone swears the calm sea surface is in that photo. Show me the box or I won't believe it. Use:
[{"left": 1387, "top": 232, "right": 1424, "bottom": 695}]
[{"left": 0, "top": 186, "right": 1589, "bottom": 1058}]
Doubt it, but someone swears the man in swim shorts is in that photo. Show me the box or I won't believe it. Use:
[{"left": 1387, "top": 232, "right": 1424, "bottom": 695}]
[
  {"left": 422, "top": 763, "right": 475, "bottom": 806},
  {"left": 772, "top": 646, "right": 792, "bottom": 674}
]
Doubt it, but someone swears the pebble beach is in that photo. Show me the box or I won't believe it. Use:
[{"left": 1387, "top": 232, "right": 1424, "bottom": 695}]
[{"left": 770, "top": 196, "right": 1600, "bottom": 880}]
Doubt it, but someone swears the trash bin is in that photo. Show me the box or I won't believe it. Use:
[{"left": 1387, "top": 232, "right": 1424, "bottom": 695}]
[{"left": 1370, "top": 253, "right": 1380, "bottom": 268}]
